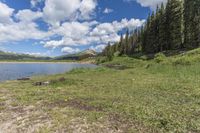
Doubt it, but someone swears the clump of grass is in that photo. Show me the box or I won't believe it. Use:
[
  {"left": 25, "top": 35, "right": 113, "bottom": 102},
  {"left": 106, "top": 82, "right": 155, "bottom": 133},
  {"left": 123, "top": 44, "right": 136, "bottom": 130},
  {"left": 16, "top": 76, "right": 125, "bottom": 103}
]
[
  {"left": 154, "top": 53, "right": 166, "bottom": 63},
  {"left": 1, "top": 48, "right": 200, "bottom": 132},
  {"left": 172, "top": 57, "right": 192, "bottom": 66},
  {"left": 96, "top": 57, "right": 108, "bottom": 64},
  {"left": 140, "top": 55, "right": 149, "bottom": 60},
  {"left": 69, "top": 68, "right": 91, "bottom": 74}
]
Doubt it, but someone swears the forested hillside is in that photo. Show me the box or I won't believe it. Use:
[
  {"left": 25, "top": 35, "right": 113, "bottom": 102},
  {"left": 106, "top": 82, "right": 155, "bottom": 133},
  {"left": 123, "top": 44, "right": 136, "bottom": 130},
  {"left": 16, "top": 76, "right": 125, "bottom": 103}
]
[
  {"left": 103, "top": 0, "right": 200, "bottom": 57},
  {"left": 0, "top": 51, "right": 51, "bottom": 61}
]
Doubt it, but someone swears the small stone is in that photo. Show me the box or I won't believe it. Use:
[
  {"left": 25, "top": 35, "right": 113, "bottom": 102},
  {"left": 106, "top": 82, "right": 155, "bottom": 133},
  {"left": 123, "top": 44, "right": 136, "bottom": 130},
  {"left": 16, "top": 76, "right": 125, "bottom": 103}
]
[{"left": 59, "top": 77, "right": 66, "bottom": 82}]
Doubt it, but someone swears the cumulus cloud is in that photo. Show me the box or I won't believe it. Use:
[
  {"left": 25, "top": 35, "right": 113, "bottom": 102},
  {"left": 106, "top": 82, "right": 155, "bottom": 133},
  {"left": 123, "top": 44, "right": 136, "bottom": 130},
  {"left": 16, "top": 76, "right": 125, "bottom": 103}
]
[
  {"left": 0, "top": 22, "right": 51, "bottom": 42},
  {"left": 103, "top": 8, "right": 113, "bottom": 14},
  {"left": 91, "top": 18, "right": 145, "bottom": 36},
  {"left": 24, "top": 52, "right": 47, "bottom": 57},
  {"left": 43, "top": 0, "right": 80, "bottom": 26},
  {"left": 15, "top": 9, "right": 43, "bottom": 22},
  {"left": 43, "top": 18, "right": 144, "bottom": 50},
  {"left": 0, "top": 0, "right": 145, "bottom": 54},
  {"left": 79, "top": 0, "right": 97, "bottom": 20},
  {"left": 90, "top": 44, "right": 106, "bottom": 52},
  {"left": 0, "top": 2, "right": 14, "bottom": 24},
  {"left": 43, "top": 0, "right": 97, "bottom": 26},
  {"left": 61, "top": 47, "right": 80, "bottom": 54},
  {"left": 124, "top": 0, "right": 167, "bottom": 9},
  {"left": 30, "top": 0, "right": 44, "bottom": 8}
]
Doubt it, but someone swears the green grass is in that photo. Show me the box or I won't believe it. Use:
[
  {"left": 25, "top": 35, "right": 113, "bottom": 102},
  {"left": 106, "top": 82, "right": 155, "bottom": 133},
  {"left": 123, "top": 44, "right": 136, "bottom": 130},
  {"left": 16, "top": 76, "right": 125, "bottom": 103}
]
[{"left": 0, "top": 49, "right": 200, "bottom": 132}]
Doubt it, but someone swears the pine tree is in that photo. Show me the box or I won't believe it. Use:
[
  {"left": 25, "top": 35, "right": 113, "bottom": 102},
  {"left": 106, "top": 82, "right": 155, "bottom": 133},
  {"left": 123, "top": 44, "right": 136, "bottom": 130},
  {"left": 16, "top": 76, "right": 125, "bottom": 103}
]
[
  {"left": 125, "top": 30, "right": 129, "bottom": 54},
  {"left": 119, "top": 34, "right": 124, "bottom": 55},
  {"left": 184, "top": 0, "right": 200, "bottom": 48},
  {"left": 141, "top": 21, "right": 148, "bottom": 53},
  {"left": 193, "top": 0, "right": 200, "bottom": 47},
  {"left": 166, "top": 0, "right": 183, "bottom": 50},
  {"left": 183, "top": 0, "right": 192, "bottom": 48},
  {"left": 102, "top": 0, "right": 199, "bottom": 56},
  {"left": 146, "top": 12, "right": 156, "bottom": 53},
  {"left": 105, "top": 43, "right": 113, "bottom": 61},
  {"left": 158, "top": 3, "right": 166, "bottom": 52}
]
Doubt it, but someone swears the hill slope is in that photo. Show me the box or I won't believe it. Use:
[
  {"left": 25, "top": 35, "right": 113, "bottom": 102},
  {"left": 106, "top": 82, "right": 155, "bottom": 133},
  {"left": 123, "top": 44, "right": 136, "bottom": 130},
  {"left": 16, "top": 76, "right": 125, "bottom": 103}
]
[
  {"left": 0, "top": 51, "right": 51, "bottom": 61},
  {"left": 55, "top": 49, "right": 97, "bottom": 60},
  {"left": 0, "top": 48, "right": 200, "bottom": 132}
]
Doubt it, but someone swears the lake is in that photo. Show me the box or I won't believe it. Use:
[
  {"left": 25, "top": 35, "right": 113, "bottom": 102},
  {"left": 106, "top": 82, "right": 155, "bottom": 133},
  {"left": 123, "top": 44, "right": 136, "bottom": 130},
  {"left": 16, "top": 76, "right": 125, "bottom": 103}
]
[{"left": 0, "top": 62, "right": 97, "bottom": 82}]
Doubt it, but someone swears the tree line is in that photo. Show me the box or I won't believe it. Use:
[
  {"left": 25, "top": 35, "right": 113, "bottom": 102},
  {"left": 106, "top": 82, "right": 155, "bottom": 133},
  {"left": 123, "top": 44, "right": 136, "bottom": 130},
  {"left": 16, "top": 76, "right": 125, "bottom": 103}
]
[{"left": 102, "top": 0, "right": 200, "bottom": 59}]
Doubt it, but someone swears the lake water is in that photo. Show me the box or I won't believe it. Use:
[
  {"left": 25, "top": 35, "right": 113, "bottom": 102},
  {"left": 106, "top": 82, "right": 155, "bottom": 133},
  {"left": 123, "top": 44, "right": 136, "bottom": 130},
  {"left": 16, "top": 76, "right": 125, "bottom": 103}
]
[{"left": 0, "top": 63, "right": 97, "bottom": 82}]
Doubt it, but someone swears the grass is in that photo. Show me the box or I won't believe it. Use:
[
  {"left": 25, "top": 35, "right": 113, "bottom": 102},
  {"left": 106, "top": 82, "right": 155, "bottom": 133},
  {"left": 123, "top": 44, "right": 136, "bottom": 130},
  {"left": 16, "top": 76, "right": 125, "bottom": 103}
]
[{"left": 0, "top": 49, "right": 200, "bottom": 132}]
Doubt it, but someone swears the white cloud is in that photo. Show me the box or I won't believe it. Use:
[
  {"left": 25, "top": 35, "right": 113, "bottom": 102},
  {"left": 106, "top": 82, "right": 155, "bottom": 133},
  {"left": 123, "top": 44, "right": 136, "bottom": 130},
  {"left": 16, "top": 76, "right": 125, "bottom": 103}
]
[
  {"left": 0, "top": 0, "right": 145, "bottom": 53},
  {"left": 24, "top": 52, "right": 47, "bottom": 57},
  {"left": 91, "top": 18, "right": 145, "bottom": 36},
  {"left": 61, "top": 47, "right": 80, "bottom": 54},
  {"left": 79, "top": 0, "right": 97, "bottom": 20},
  {"left": 43, "top": 40, "right": 64, "bottom": 49},
  {"left": 103, "top": 8, "right": 113, "bottom": 14},
  {"left": 43, "top": 0, "right": 80, "bottom": 26},
  {"left": 31, "top": 0, "right": 44, "bottom": 8},
  {"left": 43, "top": 18, "right": 144, "bottom": 50},
  {"left": 124, "top": 0, "right": 167, "bottom": 9},
  {"left": 0, "top": 2, "right": 51, "bottom": 43},
  {"left": 15, "top": 9, "right": 43, "bottom": 22},
  {"left": 90, "top": 44, "right": 106, "bottom": 52},
  {"left": 0, "top": 1, "right": 14, "bottom": 24},
  {"left": 43, "top": 0, "right": 97, "bottom": 26},
  {"left": 0, "top": 22, "right": 51, "bottom": 42}
]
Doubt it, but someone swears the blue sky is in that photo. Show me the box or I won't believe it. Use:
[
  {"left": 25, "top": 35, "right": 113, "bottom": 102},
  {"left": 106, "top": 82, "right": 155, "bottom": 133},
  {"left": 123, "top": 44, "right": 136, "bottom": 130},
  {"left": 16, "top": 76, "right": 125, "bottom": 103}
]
[{"left": 0, "top": 0, "right": 166, "bottom": 57}]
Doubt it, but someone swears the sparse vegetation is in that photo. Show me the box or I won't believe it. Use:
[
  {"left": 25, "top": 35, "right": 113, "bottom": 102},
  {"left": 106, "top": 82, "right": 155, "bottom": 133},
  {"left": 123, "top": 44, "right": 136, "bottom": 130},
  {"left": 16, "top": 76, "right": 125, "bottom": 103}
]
[{"left": 0, "top": 49, "right": 200, "bottom": 132}]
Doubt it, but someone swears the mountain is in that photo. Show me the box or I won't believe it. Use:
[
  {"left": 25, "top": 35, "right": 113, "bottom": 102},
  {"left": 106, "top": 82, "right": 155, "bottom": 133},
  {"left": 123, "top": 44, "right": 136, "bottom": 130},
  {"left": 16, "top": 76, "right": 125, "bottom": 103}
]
[
  {"left": 55, "top": 49, "right": 97, "bottom": 60},
  {"left": 0, "top": 51, "right": 51, "bottom": 61}
]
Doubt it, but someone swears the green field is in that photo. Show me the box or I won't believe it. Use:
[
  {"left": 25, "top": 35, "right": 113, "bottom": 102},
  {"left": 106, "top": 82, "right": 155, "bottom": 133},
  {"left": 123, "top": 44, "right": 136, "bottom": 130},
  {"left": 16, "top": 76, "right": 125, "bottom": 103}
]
[{"left": 0, "top": 49, "right": 200, "bottom": 132}]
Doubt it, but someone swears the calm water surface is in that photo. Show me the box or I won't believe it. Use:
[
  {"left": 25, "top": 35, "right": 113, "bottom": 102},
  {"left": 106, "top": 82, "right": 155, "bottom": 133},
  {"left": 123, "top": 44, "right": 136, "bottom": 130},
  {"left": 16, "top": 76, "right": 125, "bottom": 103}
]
[{"left": 0, "top": 63, "right": 97, "bottom": 82}]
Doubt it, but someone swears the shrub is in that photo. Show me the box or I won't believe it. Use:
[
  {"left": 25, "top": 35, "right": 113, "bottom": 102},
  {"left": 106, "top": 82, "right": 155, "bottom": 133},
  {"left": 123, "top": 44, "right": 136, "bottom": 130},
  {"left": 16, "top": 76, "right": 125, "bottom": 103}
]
[
  {"left": 114, "top": 51, "right": 120, "bottom": 57},
  {"left": 172, "top": 57, "right": 192, "bottom": 66},
  {"left": 140, "top": 55, "right": 148, "bottom": 60},
  {"left": 154, "top": 53, "right": 166, "bottom": 63},
  {"left": 96, "top": 57, "right": 108, "bottom": 64}
]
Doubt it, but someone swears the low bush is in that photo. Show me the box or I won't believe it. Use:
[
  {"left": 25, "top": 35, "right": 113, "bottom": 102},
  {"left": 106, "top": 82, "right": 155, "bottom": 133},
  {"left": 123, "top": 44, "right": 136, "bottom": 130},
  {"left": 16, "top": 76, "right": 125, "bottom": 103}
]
[
  {"left": 96, "top": 57, "right": 108, "bottom": 64},
  {"left": 154, "top": 53, "right": 167, "bottom": 63},
  {"left": 172, "top": 57, "right": 192, "bottom": 66}
]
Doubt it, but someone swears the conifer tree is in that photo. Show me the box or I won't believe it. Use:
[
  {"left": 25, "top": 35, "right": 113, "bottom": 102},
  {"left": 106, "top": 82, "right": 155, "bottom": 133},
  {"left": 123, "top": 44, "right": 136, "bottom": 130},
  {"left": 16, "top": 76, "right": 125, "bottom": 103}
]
[
  {"left": 125, "top": 30, "right": 129, "bottom": 54},
  {"left": 158, "top": 3, "right": 166, "bottom": 52},
  {"left": 166, "top": 0, "right": 183, "bottom": 50},
  {"left": 105, "top": 43, "right": 113, "bottom": 61},
  {"left": 102, "top": 0, "right": 199, "bottom": 56}
]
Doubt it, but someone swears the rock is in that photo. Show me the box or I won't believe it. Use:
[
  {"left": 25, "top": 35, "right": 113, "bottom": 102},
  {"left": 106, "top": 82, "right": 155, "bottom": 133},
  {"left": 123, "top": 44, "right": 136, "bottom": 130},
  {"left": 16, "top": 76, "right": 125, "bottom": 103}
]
[
  {"left": 33, "top": 81, "right": 50, "bottom": 86},
  {"left": 59, "top": 77, "right": 66, "bottom": 82},
  {"left": 43, "top": 81, "right": 50, "bottom": 85},
  {"left": 17, "top": 77, "right": 30, "bottom": 81},
  {"left": 33, "top": 82, "right": 42, "bottom": 86}
]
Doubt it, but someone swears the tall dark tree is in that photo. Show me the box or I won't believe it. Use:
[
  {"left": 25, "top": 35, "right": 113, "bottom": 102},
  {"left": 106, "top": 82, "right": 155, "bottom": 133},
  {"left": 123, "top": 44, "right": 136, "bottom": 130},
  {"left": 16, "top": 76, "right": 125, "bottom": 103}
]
[
  {"left": 125, "top": 30, "right": 129, "bottom": 55},
  {"left": 119, "top": 34, "right": 124, "bottom": 55},
  {"left": 158, "top": 3, "right": 166, "bottom": 52},
  {"left": 102, "top": 0, "right": 200, "bottom": 57},
  {"left": 165, "top": 0, "right": 183, "bottom": 50},
  {"left": 184, "top": 0, "right": 200, "bottom": 48}
]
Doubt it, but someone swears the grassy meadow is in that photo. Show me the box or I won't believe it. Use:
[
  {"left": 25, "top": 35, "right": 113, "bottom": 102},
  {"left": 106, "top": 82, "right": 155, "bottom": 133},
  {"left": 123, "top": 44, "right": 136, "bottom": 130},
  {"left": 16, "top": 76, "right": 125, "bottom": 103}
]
[{"left": 0, "top": 49, "right": 200, "bottom": 132}]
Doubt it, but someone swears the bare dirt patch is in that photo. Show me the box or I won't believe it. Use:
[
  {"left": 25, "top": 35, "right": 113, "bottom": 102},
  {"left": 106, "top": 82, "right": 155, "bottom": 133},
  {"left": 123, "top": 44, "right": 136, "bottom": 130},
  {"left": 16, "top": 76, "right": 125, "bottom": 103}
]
[{"left": 0, "top": 88, "right": 52, "bottom": 133}]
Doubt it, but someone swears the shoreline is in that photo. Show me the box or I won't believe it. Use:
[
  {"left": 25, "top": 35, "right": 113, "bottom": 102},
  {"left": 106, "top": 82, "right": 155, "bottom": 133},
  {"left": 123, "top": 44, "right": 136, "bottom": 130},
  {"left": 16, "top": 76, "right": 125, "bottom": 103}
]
[
  {"left": 0, "top": 61, "right": 75, "bottom": 64},
  {"left": 0, "top": 61, "right": 94, "bottom": 64}
]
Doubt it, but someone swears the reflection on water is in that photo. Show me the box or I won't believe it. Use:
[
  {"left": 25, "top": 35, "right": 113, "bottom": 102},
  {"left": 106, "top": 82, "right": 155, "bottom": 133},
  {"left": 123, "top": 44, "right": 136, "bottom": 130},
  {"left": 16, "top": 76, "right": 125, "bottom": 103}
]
[{"left": 0, "top": 63, "right": 96, "bottom": 82}]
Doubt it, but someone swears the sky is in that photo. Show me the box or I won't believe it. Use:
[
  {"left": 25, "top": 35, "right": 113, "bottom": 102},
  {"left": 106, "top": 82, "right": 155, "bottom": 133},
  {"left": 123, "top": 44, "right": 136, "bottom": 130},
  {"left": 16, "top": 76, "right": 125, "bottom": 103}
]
[{"left": 0, "top": 0, "right": 167, "bottom": 57}]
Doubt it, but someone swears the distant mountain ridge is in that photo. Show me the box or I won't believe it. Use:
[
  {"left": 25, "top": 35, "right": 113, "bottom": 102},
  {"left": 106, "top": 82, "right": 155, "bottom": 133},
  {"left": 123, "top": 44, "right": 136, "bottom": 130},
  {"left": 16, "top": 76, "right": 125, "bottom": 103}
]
[
  {"left": 0, "top": 49, "right": 97, "bottom": 61},
  {"left": 0, "top": 50, "right": 51, "bottom": 60},
  {"left": 55, "top": 49, "right": 97, "bottom": 60}
]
